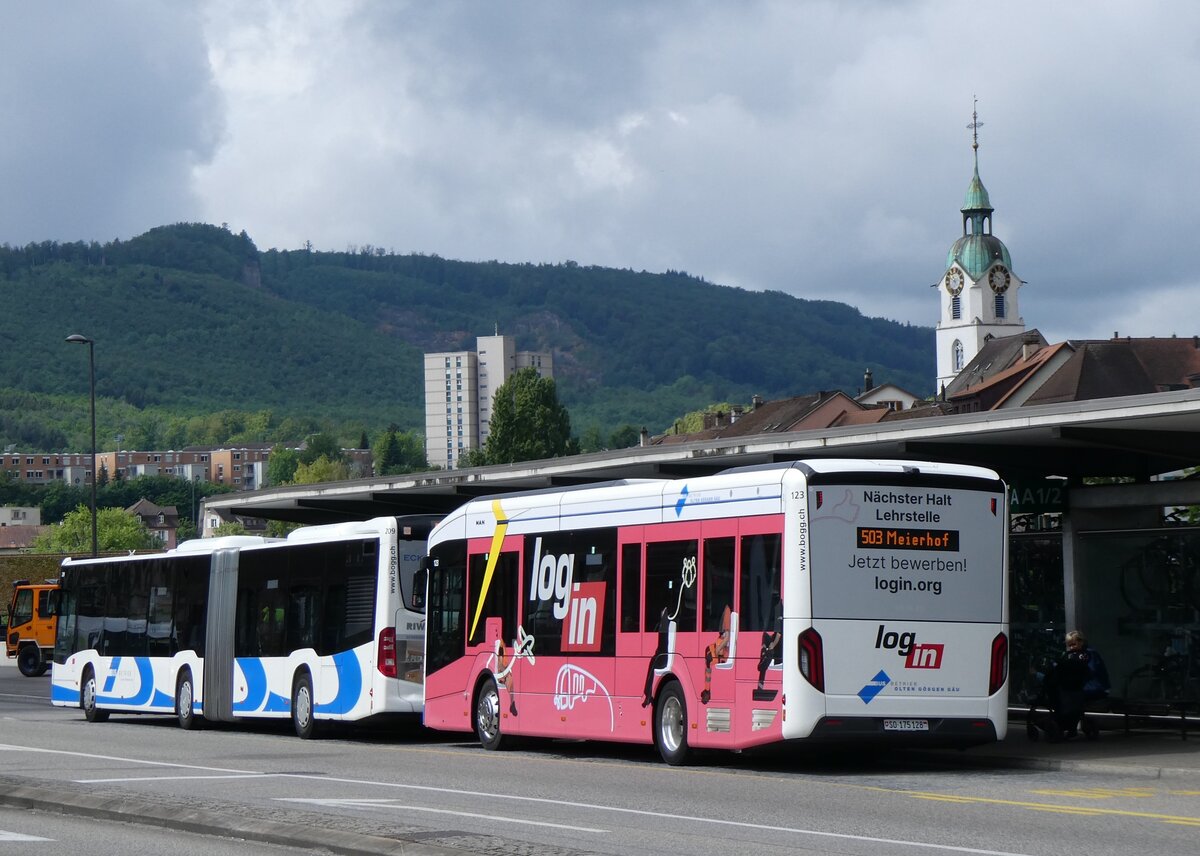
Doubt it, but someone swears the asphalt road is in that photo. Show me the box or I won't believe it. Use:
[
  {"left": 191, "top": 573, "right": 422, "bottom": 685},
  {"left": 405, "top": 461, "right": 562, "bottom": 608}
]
[{"left": 2, "top": 658, "right": 1199, "bottom": 856}]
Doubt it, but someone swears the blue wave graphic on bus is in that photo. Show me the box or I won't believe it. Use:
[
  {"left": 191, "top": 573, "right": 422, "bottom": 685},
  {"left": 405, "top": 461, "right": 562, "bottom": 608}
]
[
  {"left": 51, "top": 682, "right": 80, "bottom": 704},
  {"left": 315, "top": 650, "right": 362, "bottom": 715},
  {"left": 234, "top": 658, "right": 291, "bottom": 713},
  {"left": 98, "top": 657, "right": 157, "bottom": 707}
]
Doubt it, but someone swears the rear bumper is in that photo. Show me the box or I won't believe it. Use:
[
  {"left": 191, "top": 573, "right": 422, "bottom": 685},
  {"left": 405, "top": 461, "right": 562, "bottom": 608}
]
[{"left": 805, "top": 715, "right": 999, "bottom": 746}]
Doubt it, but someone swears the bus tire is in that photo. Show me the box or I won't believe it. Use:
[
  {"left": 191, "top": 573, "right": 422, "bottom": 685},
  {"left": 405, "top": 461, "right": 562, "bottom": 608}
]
[
  {"left": 16, "top": 644, "right": 42, "bottom": 678},
  {"left": 81, "top": 667, "right": 109, "bottom": 723},
  {"left": 175, "top": 668, "right": 201, "bottom": 730},
  {"left": 292, "top": 671, "right": 320, "bottom": 739},
  {"left": 474, "top": 677, "right": 507, "bottom": 751},
  {"left": 654, "top": 681, "right": 691, "bottom": 766}
]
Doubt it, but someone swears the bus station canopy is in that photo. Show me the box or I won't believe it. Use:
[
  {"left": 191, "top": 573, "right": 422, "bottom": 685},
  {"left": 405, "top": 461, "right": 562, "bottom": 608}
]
[{"left": 204, "top": 388, "right": 1200, "bottom": 525}]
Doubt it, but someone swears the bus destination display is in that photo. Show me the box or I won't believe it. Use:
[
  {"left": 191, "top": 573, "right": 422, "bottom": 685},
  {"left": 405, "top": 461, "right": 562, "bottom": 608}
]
[{"left": 856, "top": 527, "right": 960, "bottom": 551}]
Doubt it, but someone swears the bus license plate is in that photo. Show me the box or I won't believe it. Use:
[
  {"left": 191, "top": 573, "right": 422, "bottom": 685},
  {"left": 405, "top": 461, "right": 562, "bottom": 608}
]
[{"left": 883, "top": 719, "right": 928, "bottom": 732}]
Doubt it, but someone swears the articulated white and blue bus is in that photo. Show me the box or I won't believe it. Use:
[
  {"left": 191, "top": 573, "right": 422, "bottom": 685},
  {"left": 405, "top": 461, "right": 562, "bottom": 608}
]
[{"left": 51, "top": 516, "right": 438, "bottom": 737}]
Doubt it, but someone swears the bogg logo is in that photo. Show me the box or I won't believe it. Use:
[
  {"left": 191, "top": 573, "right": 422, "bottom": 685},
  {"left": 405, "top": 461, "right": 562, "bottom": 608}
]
[{"left": 875, "top": 624, "right": 943, "bottom": 670}]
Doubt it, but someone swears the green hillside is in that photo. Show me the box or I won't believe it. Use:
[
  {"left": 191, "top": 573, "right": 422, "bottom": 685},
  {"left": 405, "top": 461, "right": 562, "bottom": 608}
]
[{"left": 0, "top": 223, "right": 933, "bottom": 452}]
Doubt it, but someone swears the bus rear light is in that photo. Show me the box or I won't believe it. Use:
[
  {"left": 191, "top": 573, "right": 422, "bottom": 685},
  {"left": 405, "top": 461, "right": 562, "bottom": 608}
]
[
  {"left": 378, "top": 627, "right": 398, "bottom": 678},
  {"left": 798, "top": 628, "right": 824, "bottom": 692},
  {"left": 989, "top": 632, "right": 1008, "bottom": 696}
]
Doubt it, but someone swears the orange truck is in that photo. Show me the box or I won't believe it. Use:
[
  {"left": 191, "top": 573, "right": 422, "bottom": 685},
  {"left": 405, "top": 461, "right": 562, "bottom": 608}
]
[{"left": 4, "top": 579, "right": 59, "bottom": 677}]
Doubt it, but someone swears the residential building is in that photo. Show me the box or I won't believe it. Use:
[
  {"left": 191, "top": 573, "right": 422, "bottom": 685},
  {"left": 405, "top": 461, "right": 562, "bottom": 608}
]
[
  {"left": 1, "top": 453, "right": 93, "bottom": 487},
  {"left": 0, "top": 506, "right": 40, "bottom": 526},
  {"left": 424, "top": 333, "right": 554, "bottom": 469},
  {"left": 126, "top": 498, "right": 180, "bottom": 549}
]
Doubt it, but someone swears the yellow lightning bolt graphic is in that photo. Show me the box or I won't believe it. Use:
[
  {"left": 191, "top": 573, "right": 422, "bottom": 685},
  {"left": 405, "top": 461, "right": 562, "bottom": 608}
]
[{"left": 468, "top": 499, "right": 509, "bottom": 642}]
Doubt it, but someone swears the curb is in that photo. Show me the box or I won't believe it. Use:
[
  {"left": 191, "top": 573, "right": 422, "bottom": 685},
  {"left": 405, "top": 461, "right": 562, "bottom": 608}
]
[
  {"left": 0, "top": 779, "right": 466, "bottom": 856},
  {"left": 897, "top": 748, "right": 1200, "bottom": 781}
]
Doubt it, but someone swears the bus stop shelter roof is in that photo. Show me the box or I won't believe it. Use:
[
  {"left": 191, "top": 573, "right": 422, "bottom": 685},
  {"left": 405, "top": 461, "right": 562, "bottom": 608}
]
[{"left": 204, "top": 388, "right": 1200, "bottom": 525}]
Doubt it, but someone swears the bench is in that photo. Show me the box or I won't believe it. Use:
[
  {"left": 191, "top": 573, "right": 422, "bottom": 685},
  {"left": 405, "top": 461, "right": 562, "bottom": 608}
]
[{"left": 1101, "top": 696, "right": 1198, "bottom": 739}]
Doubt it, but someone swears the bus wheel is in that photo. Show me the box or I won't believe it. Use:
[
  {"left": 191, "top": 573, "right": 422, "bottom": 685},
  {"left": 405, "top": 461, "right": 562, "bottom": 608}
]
[
  {"left": 654, "top": 681, "right": 691, "bottom": 765},
  {"left": 474, "top": 678, "right": 507, "bottom": 751},
  {"left": 81, "top": 668, "right": 109, "bottom": 723},
  {"left": 16, "top": 645, "right": 42, "bottom": 678},
  {"left": 175, "top": 669, "right": 201, "bottom": 730},
  {"left": 292, "top": 672, "right": 320, "bottom": 739}
]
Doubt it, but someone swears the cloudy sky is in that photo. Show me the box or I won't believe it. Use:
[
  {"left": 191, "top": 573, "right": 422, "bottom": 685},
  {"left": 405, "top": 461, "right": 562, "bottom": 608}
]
[{"left": 3, "top": 1, "right": 1197, "bottom": 344}]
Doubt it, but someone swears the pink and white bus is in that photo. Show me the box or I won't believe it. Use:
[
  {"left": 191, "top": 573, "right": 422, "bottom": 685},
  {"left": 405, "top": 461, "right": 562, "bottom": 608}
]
[{"left": 422, "top": 459, "right": 1009, "bottom": 764}]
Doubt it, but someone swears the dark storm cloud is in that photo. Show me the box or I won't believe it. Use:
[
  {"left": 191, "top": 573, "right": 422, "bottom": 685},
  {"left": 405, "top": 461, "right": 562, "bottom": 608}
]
[
  {"left": 0, "top": 2, "right": 221, "bottom": 244},
  {"left": 7, "top": 1, "right": 1200, "bottom": 345}
]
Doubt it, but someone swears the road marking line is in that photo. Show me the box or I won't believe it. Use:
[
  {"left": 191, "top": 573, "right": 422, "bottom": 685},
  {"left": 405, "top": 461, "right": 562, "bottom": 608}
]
[
  {"left": 0, "top": 830, "right": 52, "bottom": 842},
  {"left": 281, "top": 798, "right": 605, "bottom": 833},
  {"left": 895, "top": 788, "right": 1200, "bottom": 826},
  {"left": 273, "top": 786, "right": 1036, "bottom": 856},
  {"left": 76, "top": 774, "right": 274, "bottom": 784},
  {"left": 0, "top": 743, "right": 252, "bottom": 774},
  {"left": 1030, "top": 787, "right": 1155, "bottom": 799}
]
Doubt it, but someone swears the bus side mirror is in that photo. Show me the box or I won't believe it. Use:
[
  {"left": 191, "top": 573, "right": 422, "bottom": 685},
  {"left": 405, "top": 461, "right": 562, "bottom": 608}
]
[
  {"left": 410, "top": 558, "right": 428, "bottom": 611},
  {"left": 45, "top": 590, "right": 60, "bottom": 618}
]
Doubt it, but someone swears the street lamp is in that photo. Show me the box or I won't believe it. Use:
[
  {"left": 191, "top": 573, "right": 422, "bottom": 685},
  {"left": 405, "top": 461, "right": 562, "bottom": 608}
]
[{"left": 65, "top": 334, "right": 98, "bottom": 557}]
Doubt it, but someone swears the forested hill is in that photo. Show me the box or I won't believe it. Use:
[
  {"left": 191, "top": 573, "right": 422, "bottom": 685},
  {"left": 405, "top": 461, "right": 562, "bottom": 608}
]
[{"left": 0, "top": 223, "right": 933, "bottom": 452}]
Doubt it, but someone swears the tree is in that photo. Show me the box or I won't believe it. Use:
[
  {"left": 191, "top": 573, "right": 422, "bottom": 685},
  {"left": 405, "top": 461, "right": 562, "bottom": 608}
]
[
  {"left": 213, "top": 521, "right": 247, "bottom": 537},
  {"left": 265, "top": 519, "right": 303, "bottom": 537},
  {"left": 300, "top": 432, "right": 344, "bottom": 465},
  {"left": 609, "top": 424, "right": 643, "bottom": 450},
  {"left": 459, "top": 447, "right": 488, "bottom": 468},
  {"left": 293, "top": 455, "right": 350, "bottom": 484},
  {"left": 266, "top": 444, "right": 299, "bottom": 486},
  {"left": 30, "top": 505, "right": 159, "bottom": 553},
  {"left": 483, "top": 367, "right": 574, "bottom": 465},
  {"left": 374, "top": 427, "right": 428, "bottom": 475},
  {"left": 578, "top": 424, "right": 605, "bottom": 453}
]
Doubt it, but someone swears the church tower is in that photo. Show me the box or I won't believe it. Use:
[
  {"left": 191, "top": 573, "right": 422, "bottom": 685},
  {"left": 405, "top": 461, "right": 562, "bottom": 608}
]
[{"left": 935, "top": 104, "right": 1025, "bottom": 394}]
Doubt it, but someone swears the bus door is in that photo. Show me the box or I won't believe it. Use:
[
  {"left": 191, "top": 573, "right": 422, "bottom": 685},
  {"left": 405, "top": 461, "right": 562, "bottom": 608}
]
[
  {"left": 615, "top": 531, "right": 644, "bottom": 701},
  {"left": 642, "top": 531, "right": 700, "bottom": 700},
  {"left": 735, "top": 525, "right": 785, "bottom": 705},
  {"left": 698, "top": 523, "right": 738, "bottom": 708},
  {"left": 466, "top": 545, "right": 521, "bottom": 723}
]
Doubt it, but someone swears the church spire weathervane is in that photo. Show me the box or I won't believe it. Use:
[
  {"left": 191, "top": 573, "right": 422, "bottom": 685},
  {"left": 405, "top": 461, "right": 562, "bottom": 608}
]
[{"left": 967, "top": 97, "right": 983, "bottom": 163}]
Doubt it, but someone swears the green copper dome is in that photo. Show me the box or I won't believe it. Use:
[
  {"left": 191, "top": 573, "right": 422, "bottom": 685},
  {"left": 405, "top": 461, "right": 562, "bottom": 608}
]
[
  {"left": 946, "top": 234, "right": 1012, "bottom": 279},
  {"left": 962, "top": 162, "right": 992, "bottom": 212}
]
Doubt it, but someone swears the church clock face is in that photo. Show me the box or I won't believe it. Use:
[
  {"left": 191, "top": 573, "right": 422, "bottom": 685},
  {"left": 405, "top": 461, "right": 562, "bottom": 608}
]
[
  {"left": 944, "top": 268, "right": 964, "bottom": 296},
  {"left": 988, "top": 265, "right": 1011, "bottom": 293}
]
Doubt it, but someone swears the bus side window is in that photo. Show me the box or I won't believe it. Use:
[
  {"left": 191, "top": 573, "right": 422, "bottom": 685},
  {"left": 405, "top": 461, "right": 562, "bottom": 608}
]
[
  {"left": 426, "top": 544, "right": 466, "bottom": 676},
  {"left": 288, "top": 585, "right": 321, "bottom": 651},
  {"left": 644, "top": 540, "right": 698, "bottom": 632},
  {"left": 467, "top": 551, "right": 518, "bottom": 648},
  {"left": 702, "top": 537, "right": 735, "bottom": 633},
  {"left": 620, "top": 543, "right": 641, "bottom": 632},
  {"left": 123, "top": 562, "right": 150, "bottom": 657},
  {"left": 739, "top": 533, "right": 782, "bottom": 632},
  {"left": 577, "top": 530, "right": 617, "bottom": 655},
  {"left": 173, "top": 557, "right": 208, "bottom": 655}
]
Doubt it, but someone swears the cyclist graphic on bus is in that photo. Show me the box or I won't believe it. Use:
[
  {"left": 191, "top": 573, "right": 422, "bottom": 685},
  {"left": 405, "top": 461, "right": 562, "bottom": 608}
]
[{"left": 701, "top": 604, "right": 731, "bottom": 704}]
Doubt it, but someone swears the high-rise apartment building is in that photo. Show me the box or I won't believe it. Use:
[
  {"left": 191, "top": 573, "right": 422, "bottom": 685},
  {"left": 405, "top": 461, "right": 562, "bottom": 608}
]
[{"left": 424, "top": 334, "right": 553, "bottom": 469}]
